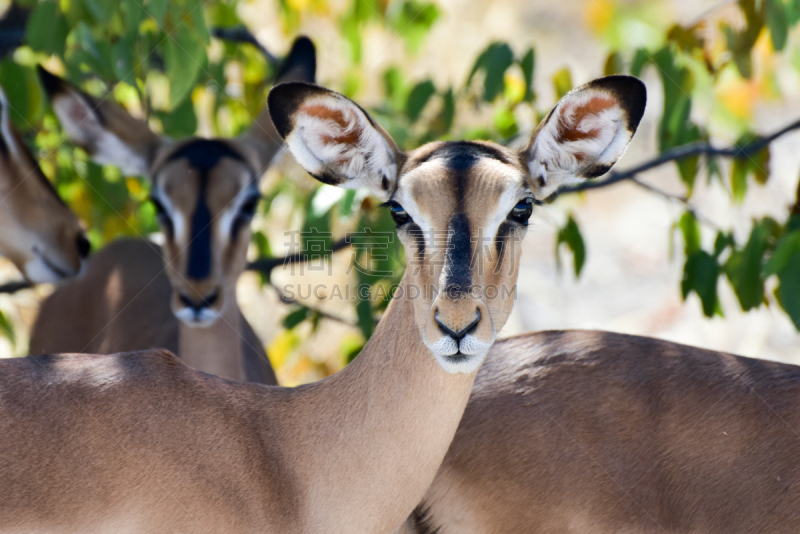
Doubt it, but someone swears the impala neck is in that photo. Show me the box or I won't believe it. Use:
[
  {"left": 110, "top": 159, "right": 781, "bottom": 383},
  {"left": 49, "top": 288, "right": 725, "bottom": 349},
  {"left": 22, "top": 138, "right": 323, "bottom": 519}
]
[
  {"left": 283, "top": 274, "right": 479, "bottom": 532},
  {"left": 178, "top": 287, "right": 245, "bottom": 381}
]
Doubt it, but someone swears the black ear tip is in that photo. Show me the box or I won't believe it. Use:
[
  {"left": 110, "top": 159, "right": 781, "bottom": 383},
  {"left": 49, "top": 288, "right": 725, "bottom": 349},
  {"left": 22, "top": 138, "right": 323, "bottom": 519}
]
[
  {"left": 37, "top": 65, "right": 65, "bottom": 97},
  {"left": 591, "top": 75, "right": 647, "bottom": 131},
  {"left": 277, "top": 36, "right": 316, "bottom": 83},
  {"left": 268, "top": 82, "right": 328, "bottom": 139}
]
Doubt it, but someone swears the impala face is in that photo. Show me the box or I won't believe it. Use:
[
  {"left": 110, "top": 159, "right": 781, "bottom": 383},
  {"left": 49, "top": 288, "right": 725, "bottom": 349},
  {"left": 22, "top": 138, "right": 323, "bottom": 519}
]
[
  {"left": 270, "top": 76, "right": 646, "bottom": 373},
  {"left": 38, "top": 37, "right": 316, "bottom": 327},
  {"left": 0, "top": 88, "right": 89, "bottom": 283}
]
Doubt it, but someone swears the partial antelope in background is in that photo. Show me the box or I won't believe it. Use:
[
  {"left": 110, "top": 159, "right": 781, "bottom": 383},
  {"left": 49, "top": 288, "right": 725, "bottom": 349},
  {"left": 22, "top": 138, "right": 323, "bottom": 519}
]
[
  {"left": 29, "top": 37, "right": 317, "bottom": 384},
  {"left": 402, "top": 330, "right": 800, "bottom": 534},
  {"left": 0, "top": 86, "right": 88, "bottom": 283},
  {"left": 0, "top": 75, "right": 644, "bottom": 532}
]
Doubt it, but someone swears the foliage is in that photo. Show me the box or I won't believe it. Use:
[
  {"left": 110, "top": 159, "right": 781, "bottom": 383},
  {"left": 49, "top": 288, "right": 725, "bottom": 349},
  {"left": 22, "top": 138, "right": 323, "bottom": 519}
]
[{"left": 2, "top": 0, "right": 800, "bottom": 368}]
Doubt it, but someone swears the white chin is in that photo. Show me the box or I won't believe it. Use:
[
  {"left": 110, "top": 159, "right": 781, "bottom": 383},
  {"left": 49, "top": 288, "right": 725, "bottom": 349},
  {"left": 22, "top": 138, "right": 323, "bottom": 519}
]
[
  {"left": 174, "top": 307, "right": 221, "bottom": 328},
  {"left": 426, "top": 335, "right": 492, "bottom": 374},
  {"left": 23, "top": 258, "right": 66, "bottom": 284}
]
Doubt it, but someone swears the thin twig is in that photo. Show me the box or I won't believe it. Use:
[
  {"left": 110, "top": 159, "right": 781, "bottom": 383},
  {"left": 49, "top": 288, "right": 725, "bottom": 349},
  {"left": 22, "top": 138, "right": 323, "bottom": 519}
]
[
  {"left": 269, "top": 281, "right": 356, "bottom": 327},
  {"left": 630, "top": 178, "right": 721, "bottom": 229},
  {"left": 211, "top": 26, "right": 281, "bottom": 69},
  {"left": 551, "top": 117, "right": 800, "bottom": 199},
  {"left": 246, "top": 237, "right": 351, "bottom": 273}
]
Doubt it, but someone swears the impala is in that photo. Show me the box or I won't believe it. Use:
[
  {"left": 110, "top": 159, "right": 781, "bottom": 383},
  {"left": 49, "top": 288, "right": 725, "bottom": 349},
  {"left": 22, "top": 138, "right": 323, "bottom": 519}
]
[
  {"left": 400, "top": 329, "right": 800, "bottom": 534},
  {"left": 0, "top": 76, "right": 643, "bottom": 532},
  {"left": 0, "top": 86, "right": 88, "bottom": 283},
  {"left": 29, "top": 37, "right": 316, "bottom": 384}
]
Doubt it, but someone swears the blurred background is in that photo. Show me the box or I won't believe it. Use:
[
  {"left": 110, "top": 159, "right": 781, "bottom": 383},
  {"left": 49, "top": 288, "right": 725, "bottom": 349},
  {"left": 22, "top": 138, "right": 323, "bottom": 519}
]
[{"left": 0, "top": 0, "right": 799, "bottom": 384}]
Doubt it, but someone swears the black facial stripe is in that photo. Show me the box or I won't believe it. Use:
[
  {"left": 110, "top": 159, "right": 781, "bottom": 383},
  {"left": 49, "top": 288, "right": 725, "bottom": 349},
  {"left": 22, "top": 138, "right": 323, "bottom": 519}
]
[
  {"left": 419, "top": 141, "right": 510, "bottom": 168},
  {"left": 163, "top": 139, "right": 250, "bottom": 173},
  {"left": 187, "top": 175, "right": 212, "bottom": 280},
  {"left": 444, "top": 212, "right": 472, "bottom": 297},
  {"left": 0, "top": 132, "right": 8, "bottom": 157},
  {"left": 158, "top": 140, "right": 256, "bottom": 281}
]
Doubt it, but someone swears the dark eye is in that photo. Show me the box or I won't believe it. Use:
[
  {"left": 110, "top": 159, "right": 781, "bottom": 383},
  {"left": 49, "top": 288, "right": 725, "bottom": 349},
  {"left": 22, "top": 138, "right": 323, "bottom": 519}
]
[
  {"left": 386, "top": 201, "right": 411, "bottom": 227},
  {"left": 508, "top": 198, "right": 534, "bottom": 225},
  {"left": 239, "top": 195, "right": 260, "bottom": 219}
]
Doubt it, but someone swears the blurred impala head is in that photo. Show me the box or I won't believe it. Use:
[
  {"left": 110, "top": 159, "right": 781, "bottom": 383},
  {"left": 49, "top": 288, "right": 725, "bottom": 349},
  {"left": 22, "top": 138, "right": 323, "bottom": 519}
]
[
  {"left": 39, "top": 37, "right": 316, "bottom": 326},
  {"left": 0, "top": 87, "right": 89, "bottom": 283}
]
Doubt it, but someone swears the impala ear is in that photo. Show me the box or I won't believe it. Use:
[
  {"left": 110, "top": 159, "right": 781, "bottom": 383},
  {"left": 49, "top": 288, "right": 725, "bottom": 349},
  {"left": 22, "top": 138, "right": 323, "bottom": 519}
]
[
  {"left": 241, "top": 36, "right": 318, "bottom": 173},
  {"left": 37, "top": 66, "right": 164, "bottom": 177},
  {"left": 520, "top": 75, "right": 646, "bottom": 197},
  {"left": 268, "top": 82, "right": 403, "bottom": 201}
]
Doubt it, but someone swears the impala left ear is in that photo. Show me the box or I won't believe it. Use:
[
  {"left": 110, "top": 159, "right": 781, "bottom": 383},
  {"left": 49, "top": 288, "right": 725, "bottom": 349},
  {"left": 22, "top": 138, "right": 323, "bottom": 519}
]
[{"left": 519, "top": 75, "right": 646, "bottom": 197}]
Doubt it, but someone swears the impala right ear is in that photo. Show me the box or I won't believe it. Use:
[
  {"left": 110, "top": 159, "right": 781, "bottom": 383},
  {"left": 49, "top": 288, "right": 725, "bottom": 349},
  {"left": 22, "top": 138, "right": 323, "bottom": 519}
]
[
  {"left": 267, "top": 82, "right": 403, "bottom": 201},
  {"left": 37, "top": 66, "right": 164, "bottom": 177}
]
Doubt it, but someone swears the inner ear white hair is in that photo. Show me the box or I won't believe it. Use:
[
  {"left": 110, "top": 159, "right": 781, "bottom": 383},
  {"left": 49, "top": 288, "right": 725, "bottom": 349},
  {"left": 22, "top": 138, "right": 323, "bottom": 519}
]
[
  {"left": 268, "top": 83, "right": 403, "bottom": 201},
  {"left": 521, "top": 75, "right": 646, "bottom": 198}
]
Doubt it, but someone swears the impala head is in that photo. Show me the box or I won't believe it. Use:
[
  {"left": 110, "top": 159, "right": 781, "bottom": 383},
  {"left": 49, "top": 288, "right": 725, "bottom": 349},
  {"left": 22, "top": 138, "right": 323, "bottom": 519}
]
[
  {"left": 0, "top": 87, "right": 89, "bottom": 283},
  {"left": 39, "top": 37, "right": 316, "bottom": 327},
  {"left": 270, "top": 76, "right": 645, "bottom": 373}
]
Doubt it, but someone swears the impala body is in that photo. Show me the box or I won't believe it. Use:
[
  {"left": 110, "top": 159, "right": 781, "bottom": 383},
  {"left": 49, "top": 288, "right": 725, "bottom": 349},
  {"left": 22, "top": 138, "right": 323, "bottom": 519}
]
[
  {"left": 30, "top": 37, "right": 317, "bottom": 384},
  {"left": 403, "top": 330, "right": 800, "bottom": 533},
  {"left": 0, "top": 75, "right": 644, "bottom": 532}
]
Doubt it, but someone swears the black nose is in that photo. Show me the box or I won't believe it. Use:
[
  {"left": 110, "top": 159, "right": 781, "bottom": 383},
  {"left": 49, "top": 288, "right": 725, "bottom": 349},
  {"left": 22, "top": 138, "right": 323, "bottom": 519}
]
[
  {"left": 179, "top": 290, "right": 219, "bottom": 311},
  {"left": 76, "top": 234, "right": 91, "bottom": 258},
  {"left": 435, "top": 309, "right": 481, "bottom": 340}
]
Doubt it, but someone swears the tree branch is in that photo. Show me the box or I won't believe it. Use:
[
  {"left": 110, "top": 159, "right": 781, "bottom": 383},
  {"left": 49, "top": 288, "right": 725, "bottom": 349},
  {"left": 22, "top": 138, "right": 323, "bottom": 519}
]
[
  {"left": 551, "top": 117, "right": 800, "bottom": 199},
  {"left": 269, "top": 281, "right": 356, "bottom": 327},
  {"left": 246, "top": 237, "right": 351, "bottom": 273},
  {"left": 211, "top": 26, "right": 281, "bottom": 69}
]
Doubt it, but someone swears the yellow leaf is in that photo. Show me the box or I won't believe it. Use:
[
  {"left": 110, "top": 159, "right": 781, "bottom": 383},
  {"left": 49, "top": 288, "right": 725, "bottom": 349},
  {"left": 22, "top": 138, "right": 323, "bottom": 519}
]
[{"left": 585, "top": 0, "right": 615, "bottom": 34}]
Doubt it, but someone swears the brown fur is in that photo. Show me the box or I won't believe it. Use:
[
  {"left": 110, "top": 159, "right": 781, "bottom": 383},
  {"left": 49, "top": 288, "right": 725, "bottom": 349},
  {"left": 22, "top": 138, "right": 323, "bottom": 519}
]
[
  {"left": 402, "top": 330, "right": 800, "bottom": 533},
  {"left": 0, "top": 87, "right": 87, "bottom": 281}
]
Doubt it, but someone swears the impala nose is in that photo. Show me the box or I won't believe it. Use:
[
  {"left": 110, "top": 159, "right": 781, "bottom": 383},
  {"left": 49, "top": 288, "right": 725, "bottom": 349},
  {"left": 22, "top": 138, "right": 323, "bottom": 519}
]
[
  {"left": 76, "top": 234, "right": 91, "bottom": 259},
  {"left": 435, "top": 309, "right": 481, "bottom": 341},
  {"left": 179, "top": 290, "right": 219, "bottom": 312}
]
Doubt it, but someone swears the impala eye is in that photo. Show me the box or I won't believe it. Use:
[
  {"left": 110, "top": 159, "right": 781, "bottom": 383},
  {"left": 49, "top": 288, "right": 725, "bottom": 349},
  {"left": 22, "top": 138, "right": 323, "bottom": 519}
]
[
  {"left": 384, "top": 201, "right": 411, "bottom": 227},
  {"left": 239, "top": 195, "right": 260, "bottom": 219},
  {"left": 508, "top": 198, "right": 534, "bottom": 225}
]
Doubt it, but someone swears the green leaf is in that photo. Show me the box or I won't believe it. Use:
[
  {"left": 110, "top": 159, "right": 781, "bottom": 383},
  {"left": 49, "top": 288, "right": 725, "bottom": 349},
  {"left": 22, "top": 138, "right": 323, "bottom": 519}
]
[
  {"left": 765, "top": 230, "right": 800, "bottom": 276},
  {"left": 386, "top": 0, "right": 441, "bottom": 53},
  {"left": 767, "top": 0, "right": 789, "bottom": 50},
  {"left": 682, "top": 250, "right": 719, "bottom": 316},
  {"left": 146, "top": 0, "right": 169, "bottom": 26},
  {"left": 157, "top": 94, "right": 197, "bottom": 137},
  {"left": 283, "top": 307, "right": 309, "bottom": 330},
  {"left": 483, "top": 42, "right": 514, "bottom": 102},
  {"left": 0, "top": 310, "right": 15, "bottom": 348},
  {"left": 112, "top": 34, "right": 136, "bottom": 85},
  {"left": 724, "top": 221, "right": 770, "bottom": 310},
  {"left": 552, "top": 67, "right": 573, "bottom": 100},
  {"left": 679, "top": 211, "right": 701, "bottom": 255},
  {"left": 556, "top": 215, "right": 586, "bottom": 277},
  {"left": 383, "top": 66, "right": 407, "bottom": 110},
  {"left": 630, "top": 48, "right": 649, "bottom": 77},
  {"left": 0, "top": 61, "right": 42, "bottom": 129},
  {"left": 80, "top": 0, "right": 114, "bottom": 25},
  {"left": 603, "top": 51, "right": 625, "bottom": 76},
  {"left": 26, "top": 1, "right": 69, "bottom": 56},
  {"left": 356, "top": 297, "right": 374, "bottom": 338},
  {"left": 519, "top": 47, "right": 535, "bottom": 102},
  {"left": 163, "top": 25, "right": 204, "bottom": 110},
  {"left": 774, "top": 251, "right": 800, "bottom": 330},
  {"left": 405, "top": 80, "right": 436, "bottom": 122}
]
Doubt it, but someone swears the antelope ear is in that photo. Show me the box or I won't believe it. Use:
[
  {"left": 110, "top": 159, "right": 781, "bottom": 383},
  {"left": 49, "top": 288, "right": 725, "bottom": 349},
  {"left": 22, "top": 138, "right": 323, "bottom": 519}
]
[
  {"left": 241, "top": 36, "right": 318, "bottom": 172},
  {"left": 519, "top": 75, "right": 646, "bottom": 197},
  {"left": 37, "top": 66, "right": 164, "bottom": 177},
  {"left": 267, "top": 82, "right": 402, "bottom": 201}
]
